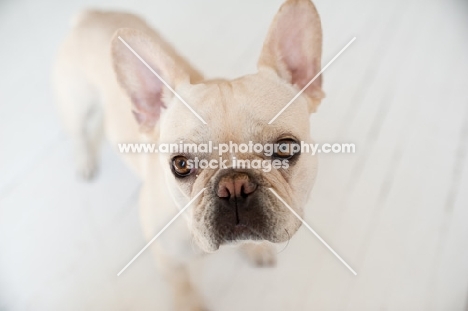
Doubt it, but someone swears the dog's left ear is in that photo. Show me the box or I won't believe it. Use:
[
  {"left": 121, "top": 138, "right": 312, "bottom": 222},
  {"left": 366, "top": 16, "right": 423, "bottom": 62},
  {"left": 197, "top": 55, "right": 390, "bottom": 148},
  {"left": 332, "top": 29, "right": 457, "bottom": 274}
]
[{"left": 258, "top": 0, "right": 324, "bottom": 113}]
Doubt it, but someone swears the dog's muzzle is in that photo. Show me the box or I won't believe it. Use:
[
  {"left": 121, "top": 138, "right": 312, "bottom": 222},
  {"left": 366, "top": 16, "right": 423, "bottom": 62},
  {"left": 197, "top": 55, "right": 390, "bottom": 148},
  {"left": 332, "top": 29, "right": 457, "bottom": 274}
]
[{"left": 211, "top": 169, "right": 270, "bottom": 243}]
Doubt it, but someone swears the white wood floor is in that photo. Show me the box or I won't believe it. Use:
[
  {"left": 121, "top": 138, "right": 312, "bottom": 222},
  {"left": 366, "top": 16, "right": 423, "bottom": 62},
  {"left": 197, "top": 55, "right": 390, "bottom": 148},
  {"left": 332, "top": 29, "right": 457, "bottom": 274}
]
[{"left": 1, "top": 0, "right": 468, "bottom": 310}]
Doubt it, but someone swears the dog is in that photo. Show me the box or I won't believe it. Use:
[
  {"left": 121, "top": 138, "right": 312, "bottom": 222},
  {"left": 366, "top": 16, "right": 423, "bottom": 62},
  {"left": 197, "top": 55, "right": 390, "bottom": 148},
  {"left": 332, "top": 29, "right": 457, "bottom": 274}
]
[{"left": 53, "top": 0, "right": 324, "bottom": 309}]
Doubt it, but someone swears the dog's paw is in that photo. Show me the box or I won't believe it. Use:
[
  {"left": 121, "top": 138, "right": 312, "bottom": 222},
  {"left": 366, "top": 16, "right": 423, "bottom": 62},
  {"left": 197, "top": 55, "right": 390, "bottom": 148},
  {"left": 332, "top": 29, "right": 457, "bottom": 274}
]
[
  {"left": 173, "top": 281, "right": 209, "bottom": 311},
  {"left": 174, "top": 292, "right": 208, "bottom": 311},
  {"left": 241, "top": 242, "right": 277, "bottom": 267},
  {"left": 76, "top": 155, "right": 98, "bottom": 181},
  {"left": 174, "top": 303, "right": 207, "bottom": 311}
]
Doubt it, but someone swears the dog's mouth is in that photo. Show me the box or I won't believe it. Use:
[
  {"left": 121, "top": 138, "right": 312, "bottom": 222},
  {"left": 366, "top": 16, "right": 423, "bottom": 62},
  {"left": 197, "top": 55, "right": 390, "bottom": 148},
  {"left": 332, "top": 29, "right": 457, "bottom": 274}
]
[
  {"left": 194, "top": 205, "right": 298, "bottom": 252},
  {"left": 192, "top": 169, "right": 302, "bottom": 252},
  {"left": 206, "top": 222, "right": 293, "bottom": 252},
  {"left": 210, "top": 199, "right": 271, "bottom": 247},
  {"left": 221, "top": 223, "right": 265, "bottom": 242}
]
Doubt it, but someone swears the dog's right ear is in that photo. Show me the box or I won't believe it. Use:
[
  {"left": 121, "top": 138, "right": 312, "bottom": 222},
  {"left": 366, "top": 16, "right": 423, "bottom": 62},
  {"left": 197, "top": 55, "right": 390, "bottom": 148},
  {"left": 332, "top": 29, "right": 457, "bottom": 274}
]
[{"left": 111, "top": 28, "right": 189, "bottom": 132}]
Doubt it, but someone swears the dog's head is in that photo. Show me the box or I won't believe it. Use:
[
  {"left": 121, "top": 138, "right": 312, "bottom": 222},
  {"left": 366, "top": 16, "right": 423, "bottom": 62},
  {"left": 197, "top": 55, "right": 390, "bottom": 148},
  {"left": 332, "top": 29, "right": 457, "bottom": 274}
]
[{"left": 111, "top": 0, "right": 324, "bottom": 252}]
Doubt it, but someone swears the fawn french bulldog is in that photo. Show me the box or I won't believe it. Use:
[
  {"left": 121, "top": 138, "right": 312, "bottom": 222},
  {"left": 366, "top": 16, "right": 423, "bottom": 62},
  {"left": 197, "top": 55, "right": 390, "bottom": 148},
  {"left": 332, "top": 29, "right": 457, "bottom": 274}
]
[{"left": 53, "top": 0, "right": 324, "bottom": 309}]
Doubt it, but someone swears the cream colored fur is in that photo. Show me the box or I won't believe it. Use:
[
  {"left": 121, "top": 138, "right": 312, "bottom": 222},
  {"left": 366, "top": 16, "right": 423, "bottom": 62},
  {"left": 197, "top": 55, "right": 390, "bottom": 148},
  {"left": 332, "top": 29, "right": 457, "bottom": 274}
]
[{"left": 53, "top": 1, "right": 324, "bottom": 309}]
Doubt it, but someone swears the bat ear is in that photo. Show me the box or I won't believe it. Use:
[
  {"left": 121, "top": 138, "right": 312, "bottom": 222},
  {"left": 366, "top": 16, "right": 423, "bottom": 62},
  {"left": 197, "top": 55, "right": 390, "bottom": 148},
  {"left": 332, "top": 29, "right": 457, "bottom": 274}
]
[
  {"left": 258, "top": 0, "right": 324, "bottom": 113},
  {"left": 111, "top": 28, "right": 189, "bottom": 131}
]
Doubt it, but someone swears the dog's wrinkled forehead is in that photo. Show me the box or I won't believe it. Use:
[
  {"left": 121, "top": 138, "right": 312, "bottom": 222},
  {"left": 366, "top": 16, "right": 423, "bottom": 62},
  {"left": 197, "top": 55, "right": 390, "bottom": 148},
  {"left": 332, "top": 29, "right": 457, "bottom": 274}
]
[{"left": 159, "top": 71, "right": 311, "bottom": 143}]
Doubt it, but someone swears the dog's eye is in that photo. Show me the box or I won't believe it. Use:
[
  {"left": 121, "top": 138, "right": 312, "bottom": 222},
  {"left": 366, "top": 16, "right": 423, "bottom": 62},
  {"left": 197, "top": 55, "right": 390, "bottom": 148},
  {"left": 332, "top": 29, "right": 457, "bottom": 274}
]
[
  {"left": 172, "top": 156, "right": 192, "bottom": 177},
  {"left": 274, "top": 139, "right": 300, "bottom": 159}
]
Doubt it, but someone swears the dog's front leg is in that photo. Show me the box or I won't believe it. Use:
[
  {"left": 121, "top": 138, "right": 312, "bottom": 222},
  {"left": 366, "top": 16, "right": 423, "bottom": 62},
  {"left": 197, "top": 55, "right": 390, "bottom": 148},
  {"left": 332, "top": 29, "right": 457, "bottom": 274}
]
[
  {"left": 241, "top": 241, "right": 277, "bottom": 267},
  {"left": 139, "top": 182, "right": 207, "bottom": 311},
  {"left": 154, "top": 249, "right": 207, "bottom": 311}
]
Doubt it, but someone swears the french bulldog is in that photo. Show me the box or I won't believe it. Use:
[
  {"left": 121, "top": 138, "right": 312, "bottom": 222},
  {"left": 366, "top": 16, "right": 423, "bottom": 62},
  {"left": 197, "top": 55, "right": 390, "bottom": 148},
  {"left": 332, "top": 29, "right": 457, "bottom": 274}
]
[{"left": 53, "top": 0, "right": 324, "bottom": 309}]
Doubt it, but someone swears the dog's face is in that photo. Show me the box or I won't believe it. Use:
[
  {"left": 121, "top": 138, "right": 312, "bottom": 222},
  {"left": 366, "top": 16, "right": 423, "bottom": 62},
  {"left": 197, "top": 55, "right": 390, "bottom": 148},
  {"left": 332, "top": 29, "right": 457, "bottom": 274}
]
[
  {"left": 112, "top": 0, "right": 324, "bottom": 252},
  {"left": 159, "top": 72, "right": 319, "bottom": 251}
]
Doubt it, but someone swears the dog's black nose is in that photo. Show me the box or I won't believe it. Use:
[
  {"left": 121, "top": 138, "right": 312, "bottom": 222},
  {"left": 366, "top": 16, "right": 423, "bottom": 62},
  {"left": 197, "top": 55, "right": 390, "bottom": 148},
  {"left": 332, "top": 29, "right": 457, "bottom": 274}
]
[{"left": 217, "top": 172, "right": 257, "bottom": 199}]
